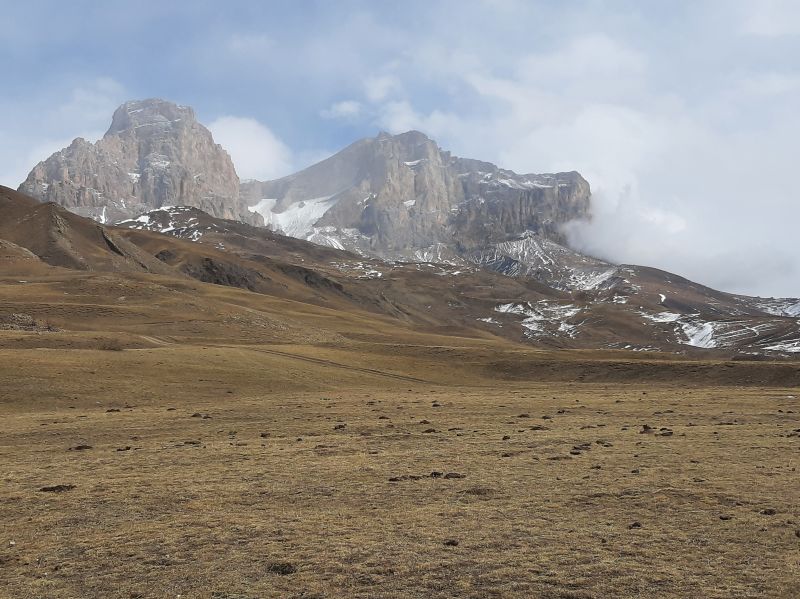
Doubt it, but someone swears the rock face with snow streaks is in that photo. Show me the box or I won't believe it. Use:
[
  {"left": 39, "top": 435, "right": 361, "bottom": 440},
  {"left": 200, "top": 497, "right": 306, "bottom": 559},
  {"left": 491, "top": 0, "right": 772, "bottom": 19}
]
[
  {"left": 19, "top": 99, "right": 260, "bottom": 226},
  {"left": 240, "top": 130, "right": 591, "bottom": 257}
]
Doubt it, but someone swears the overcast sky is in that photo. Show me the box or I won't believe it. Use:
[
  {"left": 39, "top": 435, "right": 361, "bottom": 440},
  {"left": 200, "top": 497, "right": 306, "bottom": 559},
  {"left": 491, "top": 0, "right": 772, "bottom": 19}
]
[{"left": 1, "top": 0, "right": 799, "bottom": 297}]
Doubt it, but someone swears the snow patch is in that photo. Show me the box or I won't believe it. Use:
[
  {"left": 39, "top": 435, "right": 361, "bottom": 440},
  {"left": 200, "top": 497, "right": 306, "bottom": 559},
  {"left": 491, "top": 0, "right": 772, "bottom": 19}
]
[
  {"left": 477, "top": 317, "right": 501, "bottom": 325},
  {"left": 753, "top": 298, "right": 800, "bottom": 317},
  {"left": 147, "top": 155, "right": 171, "bottom": 169},
  {"left": 640, "top": 311, "right": 682, "bottom": 323},
  {"left": 329, "top": 260, "right": 384, "bottom": 279},
  {"left": 403, "top": 159, "right": 428, "bottom": 167},
  {"left": 577, "top": 268, "right": 618, "bottom": 291},
  {"left": 763, "top": 340, "right": 800, "bottom": 353},
  {"left": 248, "top": 195, "right": 341, "bottom": 238},
  {"left": 495, "top": 301, "right": 582, "bottom": 338},
  {"left": 680, "top": 320, "right": 717, "bottom": 348},
  {"left": 306, "top": 227, "right": 345, "bottom": 250}
]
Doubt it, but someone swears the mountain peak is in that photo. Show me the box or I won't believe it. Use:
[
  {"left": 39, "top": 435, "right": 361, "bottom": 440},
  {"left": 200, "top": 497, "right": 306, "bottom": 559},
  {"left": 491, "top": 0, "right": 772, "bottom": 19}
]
[
  {"left": 389, "top": 129, "right": 431, "bottom": 142},
  {"left": 105, "top": 98, "right": 196, "bottom": 137},
  {"left": 374, "top": 129, "right": 433, "bottom": 146},
  {"left": 19, "top": 98, "right": 261, "bottom": 226},
  {"left": 241, "top": 129, "right": 591, "bottom": 254}
]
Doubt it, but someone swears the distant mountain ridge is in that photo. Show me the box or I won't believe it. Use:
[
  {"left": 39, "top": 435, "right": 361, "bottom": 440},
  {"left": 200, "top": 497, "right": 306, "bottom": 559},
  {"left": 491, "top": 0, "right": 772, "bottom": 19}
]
[
  {"left": 19, "top": 99, "right": 595, "bottom": 287},
  {"left": 13, "top": 99, "right": 800, "bottom": 355},
  {"left": 19, "top": 99, "right": 591, "bottom": 266}
]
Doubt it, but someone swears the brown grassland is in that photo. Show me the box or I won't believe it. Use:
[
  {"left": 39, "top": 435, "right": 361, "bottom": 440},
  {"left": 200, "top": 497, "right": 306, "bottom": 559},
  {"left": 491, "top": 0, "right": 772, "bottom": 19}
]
[{"left": 1, "top": 267, "right": 799, "bottom": 598}]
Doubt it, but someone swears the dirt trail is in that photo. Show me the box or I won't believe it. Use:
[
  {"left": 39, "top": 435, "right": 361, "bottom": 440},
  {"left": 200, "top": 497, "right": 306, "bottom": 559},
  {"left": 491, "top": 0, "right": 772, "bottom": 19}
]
[
  {"left": 138, "top": 335, "right": 173, "bottom": 347},
  {"left": 135, "top": 335, "right": 431, "bottom": 383},
  {"left": 240, "top": 345, "right": 431, "bottom": 384}
]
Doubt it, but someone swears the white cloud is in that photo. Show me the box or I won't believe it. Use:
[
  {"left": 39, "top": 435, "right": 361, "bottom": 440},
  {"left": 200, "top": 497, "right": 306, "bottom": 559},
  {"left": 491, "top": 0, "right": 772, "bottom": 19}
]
[
  {"left": 0, "top": 141, "right": 33, "bottom": 189},
  {"left": 0, "top": 77, "right": 125, "bottom": 187},
  {"left": 227, "top": 33, "right": 274, "bottom": 56},
  {"left": 4, "top": 3, "right": 800, "bottom": 297},
  {"left": 362, "top": 26, "right": 800, "bottom": 297},
  {"left": 320, "top": 100, "right": 363, "bottom": 120},
  {"left": 377, "top": 100, "right": 464, "bottom": 141},
  {"left": 377, "top": 100, "right": 419, "bottom": 132},
  {"left": 364, "top": 74, "right": 402, "bottom": 102},
  {"left": 53, "top": 77, "right": 126, "bottom": 129},
  {"left": 517, "top": 34, "right": 646, "bottom": 82},
  {"left": 739, "top": 0, "right": 800, "bottom": 36},
  {"left": 736, "top": 72, "right": 800, "bottom": 96},
  {"left": 207, "top": 116, "right": 293, "bottom": 181}
]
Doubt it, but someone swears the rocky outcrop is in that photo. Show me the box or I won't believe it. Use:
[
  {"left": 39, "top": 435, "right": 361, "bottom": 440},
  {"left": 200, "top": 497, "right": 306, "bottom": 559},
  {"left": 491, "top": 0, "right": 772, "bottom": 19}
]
[
  {"left": 240, "top": 130, "right": 590, "bottom": 258},
  {"left": 19, "top": 99, "right": 261, "bottom": 226}
]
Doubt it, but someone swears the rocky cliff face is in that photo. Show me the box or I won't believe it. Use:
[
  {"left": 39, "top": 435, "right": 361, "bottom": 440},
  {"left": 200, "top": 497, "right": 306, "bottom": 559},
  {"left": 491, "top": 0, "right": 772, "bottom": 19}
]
[
  {"left": 240, "top": 130, "right": 590, "bottom": 259},
  {"left": 19, "top": 99, "right": 260, "bottom": 225}
]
